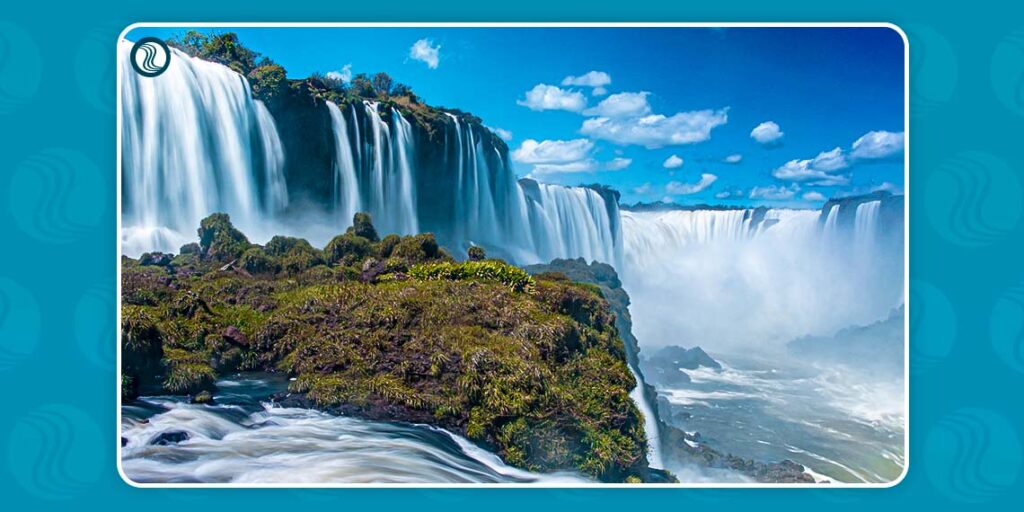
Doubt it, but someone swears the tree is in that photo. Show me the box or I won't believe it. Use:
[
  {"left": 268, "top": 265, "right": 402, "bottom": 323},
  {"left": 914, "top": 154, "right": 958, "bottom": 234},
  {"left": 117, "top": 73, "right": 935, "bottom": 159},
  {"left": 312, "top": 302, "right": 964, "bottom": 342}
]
[{"left": 372, "top": 72, "right": 393, "bottom": 98}]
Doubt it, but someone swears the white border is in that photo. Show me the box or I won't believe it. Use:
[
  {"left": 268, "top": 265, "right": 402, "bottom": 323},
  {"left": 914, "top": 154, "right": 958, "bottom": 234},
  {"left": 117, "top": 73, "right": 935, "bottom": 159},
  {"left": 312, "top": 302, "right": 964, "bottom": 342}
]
[{"left": 116, "top": 21, "right": 910, "bottom": 489}]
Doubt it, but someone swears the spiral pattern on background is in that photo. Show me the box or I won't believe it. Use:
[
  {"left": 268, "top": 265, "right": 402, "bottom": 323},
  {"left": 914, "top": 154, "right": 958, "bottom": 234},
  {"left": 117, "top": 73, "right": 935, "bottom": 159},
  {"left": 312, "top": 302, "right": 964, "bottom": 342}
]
[
  {"left": 905, "top": 23, "right": 958, "bottom": 117},
  {"left": 8, "top": 148, "right": 104, "bottom": 244},
  {"left": 909, "top": 279, "right": 956, "bottom": 375},
  {"left": 74, "top": 283, "right": 115, "bottom": 371},
  {"left": 74, "top": 27, "right": 116, "bottom": 113},
  {"left": 926, "top": 408, "right": 1022, "bottom": 502},
  {"left": 0, "top": 277, "right": 41, "bottom": 372},
  {"left": 991, "top": 27, "right": 1024, "bottom": 116},
  {"left": 7, "top": 404, "right": 103, "bottom": 500},
  {"left": 0, "top": 21, "right": 42, "bottom": 114},
  {"left": 924, "top": 151, "right": 1023, "bottom": 247},
  {"left": 990, "top": 283, "right": 1024, "bottom": 373}
]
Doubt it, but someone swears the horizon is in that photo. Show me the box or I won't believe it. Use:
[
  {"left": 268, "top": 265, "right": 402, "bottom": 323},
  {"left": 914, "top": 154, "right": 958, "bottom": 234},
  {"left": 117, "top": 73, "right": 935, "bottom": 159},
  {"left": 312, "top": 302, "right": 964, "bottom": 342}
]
[{"left": 124, "top": 26, "right": 906, "bottom": 209}]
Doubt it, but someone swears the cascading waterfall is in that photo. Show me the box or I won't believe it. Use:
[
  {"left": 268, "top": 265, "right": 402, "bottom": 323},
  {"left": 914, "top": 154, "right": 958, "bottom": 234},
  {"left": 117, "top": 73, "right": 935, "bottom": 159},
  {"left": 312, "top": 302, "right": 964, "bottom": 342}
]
[
  {"left": 854, "top": 200, "right": 882, "bottom": 245},
  {"left": 326, "top": 101, "right": 360, "bottom": 224},
  {"left": 619, "top": 204, "right": 903, "bottom": 353},
  {"left": 120, "top": 42, "right": 287, "bottom": 256}
]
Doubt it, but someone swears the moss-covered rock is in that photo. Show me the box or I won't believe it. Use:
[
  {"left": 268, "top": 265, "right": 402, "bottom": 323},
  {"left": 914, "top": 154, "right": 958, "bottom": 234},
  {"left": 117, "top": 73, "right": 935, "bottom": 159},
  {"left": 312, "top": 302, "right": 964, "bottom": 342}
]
[
  {"left": 240, "top": 247, "right": 279, "bottom": 275},
  {"left": 324, "top": 233, "right": 372, "bottom": 266},
  {"left": 197, "top": 213, "right": 250, "bottom": 262},
  {"left": 121, "top": 220, "right": 650, "bottom": 482},
  {"left": 467, "top": 245, "right": 486, "bottom": 261},
  {"left": 347, "top": 212, "right": 379, "bottom": 242}
]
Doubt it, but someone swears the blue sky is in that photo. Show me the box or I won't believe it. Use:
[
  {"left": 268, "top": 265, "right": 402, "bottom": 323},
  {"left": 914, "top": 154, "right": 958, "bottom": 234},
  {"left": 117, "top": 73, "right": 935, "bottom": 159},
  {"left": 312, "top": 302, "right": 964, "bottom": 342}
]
[{"left": 126, "top": 26, "right": 906, "bottom": 207}]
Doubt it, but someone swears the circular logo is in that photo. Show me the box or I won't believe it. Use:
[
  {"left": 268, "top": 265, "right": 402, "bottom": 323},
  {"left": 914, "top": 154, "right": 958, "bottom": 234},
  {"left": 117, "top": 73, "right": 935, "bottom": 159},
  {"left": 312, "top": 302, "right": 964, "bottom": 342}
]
[{"left": 129, "top": 37, "right": 170, "bottom": 77}]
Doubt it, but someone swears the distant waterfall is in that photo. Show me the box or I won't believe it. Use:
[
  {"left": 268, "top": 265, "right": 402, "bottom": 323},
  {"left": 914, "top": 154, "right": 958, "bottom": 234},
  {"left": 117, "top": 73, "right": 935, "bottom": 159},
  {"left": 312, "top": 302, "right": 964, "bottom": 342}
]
[
  {"left": 619, "top": 205, "right": 903, "bottom": 352},
  {"left": 854, "top": 200, "right": 882, "bottom": 245},
  {"left": 120, "top": 42, "right": 287, "bottom": 256}
]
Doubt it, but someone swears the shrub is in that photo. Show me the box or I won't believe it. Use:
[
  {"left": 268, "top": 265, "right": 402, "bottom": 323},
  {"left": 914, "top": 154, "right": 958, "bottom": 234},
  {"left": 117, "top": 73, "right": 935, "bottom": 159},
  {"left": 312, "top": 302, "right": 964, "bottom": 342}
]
[
  {"left": 392, "top": 233, "right": 441, "bottom": 263},
  {"left": 409, "top": 260, "right": 535, "bottom": 293},
  {"left": 467, "top": 245, "right": 486, "bottom": 261},
  {"left": 248, "top": 63, "right": 287, "bottom": 102},
  {"left": 324, "top": 233, "right": 372, "bottom": 266},
  {"left": 240, "top": 247, "right": 279, "bottom": 275},
  {"left": 162, "top": 348, "right": 216, "bottom": 395},
  {"left": 377, "top": 234, "right": 401, "bottom": 258},
  {"left": 347, "top": 212, "right": 379, "bottom": 242},
  {"left": 197, "top": 213, "right": 250, "bottom": 262}
]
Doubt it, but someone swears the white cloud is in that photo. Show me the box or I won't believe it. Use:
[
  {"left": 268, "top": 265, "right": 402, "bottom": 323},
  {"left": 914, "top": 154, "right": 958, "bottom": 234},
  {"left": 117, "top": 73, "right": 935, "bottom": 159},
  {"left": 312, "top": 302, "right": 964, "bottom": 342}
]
[
  {"left": 802, "top": 191, "right": 827, "bottom": 202},
  {"left": 530, "top": 161, "right": 598, "bottom": 174},
  {"left": 517, "top": 84, "right": 587, "bottom": 112},
  {"left": 666, "top": 173, "right": 717, "bottom": 195},
  {"left": 529, "top": 157, "right": 631, "bottom": 175},
  {"left": 325, "top": 63, "right": 352, "bottom": 83},
  {"left": 771, "top": 147, "right": 850, "bottom": 186},
  {"left": 592, "top": 87, "right": 608, "bottom": 96},
  {"left": 749, "top": 183, "right": 800, "bottom": 200},
  {"left": 850, "top": 130, "right": 904, "bottom": 159},
  {"left": 562, "top": 70, "right": 611, "bottom": 88},
  {"left": 872, "top": 181, "right": 903, "bottom": 194},
  {"left": 715, "top": 191, "right": 731, "bottom": 199},
  {"left": 580, "top": 108, "right": 729, "bottom": 148},
  {"left": 663, "top": 154, "right": 684, "bottom": 169},
  {"left": 751, "top": 121, "right": 784, "bottom": 145},
  {"left": 633, "top": 183, "right": 653, "bottom": 195},
  {"left": 487, "top": 126, "right": 513, "bottom": 141},
  {"left": 583, "top": 92, "right": 652, "bottom": 118},
  {"left": 511, "top": 138, "right": 593, "bottom": 164},
  {"left": 605, "top": 157, "right": 632, "bottom": 170},
  {"left": 723, "top": 154, "right": 743, "bottom": 164},
  {"left": 409, "top": 39, "right": 440, "bottom": 69}
]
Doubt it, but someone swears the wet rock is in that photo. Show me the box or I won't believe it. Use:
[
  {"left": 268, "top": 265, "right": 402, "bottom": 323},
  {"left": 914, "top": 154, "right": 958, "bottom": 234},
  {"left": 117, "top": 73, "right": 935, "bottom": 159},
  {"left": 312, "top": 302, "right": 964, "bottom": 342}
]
[
  {"left": 139, "top": 252, "right": 173, "bottom": 267},
  {"left": 222, "top": 325, "right": 248, "bottom": 347},
  {"left": 192, "top": 391, "right": 214, "bottom": 404},
  {"left": 150, "top": 430, "right": 190, "bottom": 446}
]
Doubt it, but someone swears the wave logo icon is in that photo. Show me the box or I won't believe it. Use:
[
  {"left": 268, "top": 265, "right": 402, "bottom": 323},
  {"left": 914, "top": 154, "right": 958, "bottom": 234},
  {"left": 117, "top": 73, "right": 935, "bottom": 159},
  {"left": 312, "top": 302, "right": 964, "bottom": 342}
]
[{"left": 129, "top": 37, "right": 170, "bottom": 77}]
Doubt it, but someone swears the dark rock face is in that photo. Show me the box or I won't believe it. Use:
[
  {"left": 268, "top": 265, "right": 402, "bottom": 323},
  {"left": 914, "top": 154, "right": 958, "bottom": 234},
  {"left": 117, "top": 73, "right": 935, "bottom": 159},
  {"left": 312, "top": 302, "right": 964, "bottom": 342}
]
[
  {"left": 222, "top": 326, "right": 248, "bottom": 348},
  {"left": 640, "top": 345, "right": 721, "bottom": 388},
  {"left": 150, "top": 431, "right": 190, "bottom": 446},
  {"left": 139, "top": 252, "right": 173, "bottom": 267}
]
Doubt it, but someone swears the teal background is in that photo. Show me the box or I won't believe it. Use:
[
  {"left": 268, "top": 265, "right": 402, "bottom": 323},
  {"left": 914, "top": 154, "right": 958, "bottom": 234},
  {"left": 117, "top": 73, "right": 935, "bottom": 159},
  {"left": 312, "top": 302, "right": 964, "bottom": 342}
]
[{"left": 1, "top": 1, "right": 1022, "bottom": 508}]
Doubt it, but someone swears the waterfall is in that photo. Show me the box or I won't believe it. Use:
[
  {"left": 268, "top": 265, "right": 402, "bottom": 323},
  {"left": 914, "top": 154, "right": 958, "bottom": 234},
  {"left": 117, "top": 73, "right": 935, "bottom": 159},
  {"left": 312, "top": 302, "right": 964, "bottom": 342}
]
[
  {"left": 822, "top": 204, "right": 840, "bottom": 239},
  {"left": 326, "top": 101, "right": 360, "bottom": 225},
  {"left": 618, "top": 206, "right": 902, "bottom": 353},
  {"left": 854, "top": 200, "right": 882, "bottom": 246},
  {"left": 391, "top": 109, "right": 418, "bottom": 234},
  {"left": 120, "top": 42, "right": 287, "bottom": 256}
]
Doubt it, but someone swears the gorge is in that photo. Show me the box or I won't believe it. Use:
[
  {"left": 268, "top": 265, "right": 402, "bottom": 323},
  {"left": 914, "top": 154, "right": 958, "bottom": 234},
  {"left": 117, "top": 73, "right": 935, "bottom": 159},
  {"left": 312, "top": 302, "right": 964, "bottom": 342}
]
[{"left": 119, "top": 34, "right": 905, "bottom": 484}]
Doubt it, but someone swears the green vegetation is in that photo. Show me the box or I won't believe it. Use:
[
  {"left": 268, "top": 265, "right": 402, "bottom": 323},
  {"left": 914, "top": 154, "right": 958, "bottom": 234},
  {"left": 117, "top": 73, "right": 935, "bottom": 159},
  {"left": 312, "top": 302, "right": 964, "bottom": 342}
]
[{"left": 121, "top": 212, "right": 650, "bottom": 481}]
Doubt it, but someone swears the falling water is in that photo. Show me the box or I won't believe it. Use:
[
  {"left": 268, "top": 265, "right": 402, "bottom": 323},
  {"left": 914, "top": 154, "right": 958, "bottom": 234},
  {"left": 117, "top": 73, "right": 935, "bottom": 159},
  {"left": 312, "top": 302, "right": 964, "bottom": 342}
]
[
  {"left": 326, "top": 101, "right": 360, "bottom": 224},
  {"left": 854, "top": 200, "right": 882, "bottom": 246},
  {"left": 120, "top": 41, "right": 287, "bottom": 256},
  {"left": 619, "top": 206, "right": 902, "bottom": 352}
]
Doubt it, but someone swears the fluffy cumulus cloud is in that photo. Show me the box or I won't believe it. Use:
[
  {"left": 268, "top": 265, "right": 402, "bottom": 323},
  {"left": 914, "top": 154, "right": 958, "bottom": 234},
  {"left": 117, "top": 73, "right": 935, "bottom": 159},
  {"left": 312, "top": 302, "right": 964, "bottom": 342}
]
[
  {"left": 749, "top": 183, "right": 800, "bottom": 200},
  {"left": 562, "top": 71, "right": 611, "bottom": 96},
  {"left": 723, "top": 154, "right": 743, "bottom": 164},
  {"left": 511, "top": 138, "right": 593, "bottom": 164},
  {"left": 605, "top": 157, "right": 633, "bottom": 170},
  {"left": 750, "top": 121, "right": 784, "bottom": 145},
  {"left": 583, "top": 92, "right": 652, "bottom": 118},
  {"left": 850, "top": 130, "right": 904, "bottom": 159},
  {"left": 409, "top": 39, "right": 440, "bottom": 69},
  {"left": 663, "top": 154, "right": 684, "bottom": 169},
  {"left": 581, "top": 108, "right": 729, "bottom": 148},
  {"left": 633, "top": 182, "right": 653, "bottom": 195},
  {"left": 529, "top": 158, "right": 631, "bottom": 176},
  {"left": 517, "top": 84, "right": 587, "bottom": 112},
  {"left": 802, "top": 191, "right": 826, "bottom": 202},
  {"left": 486, "top": 126, "right": 513, "bottom": 141},
  {"left": 771, "top": 147, "right": 850, "bottom": 186},
  {"left": 325, "top": 63, "right": 352, "bottom": 83},
  {"left": 666, "top": 173, "right": 718, "bottom": 195}
]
